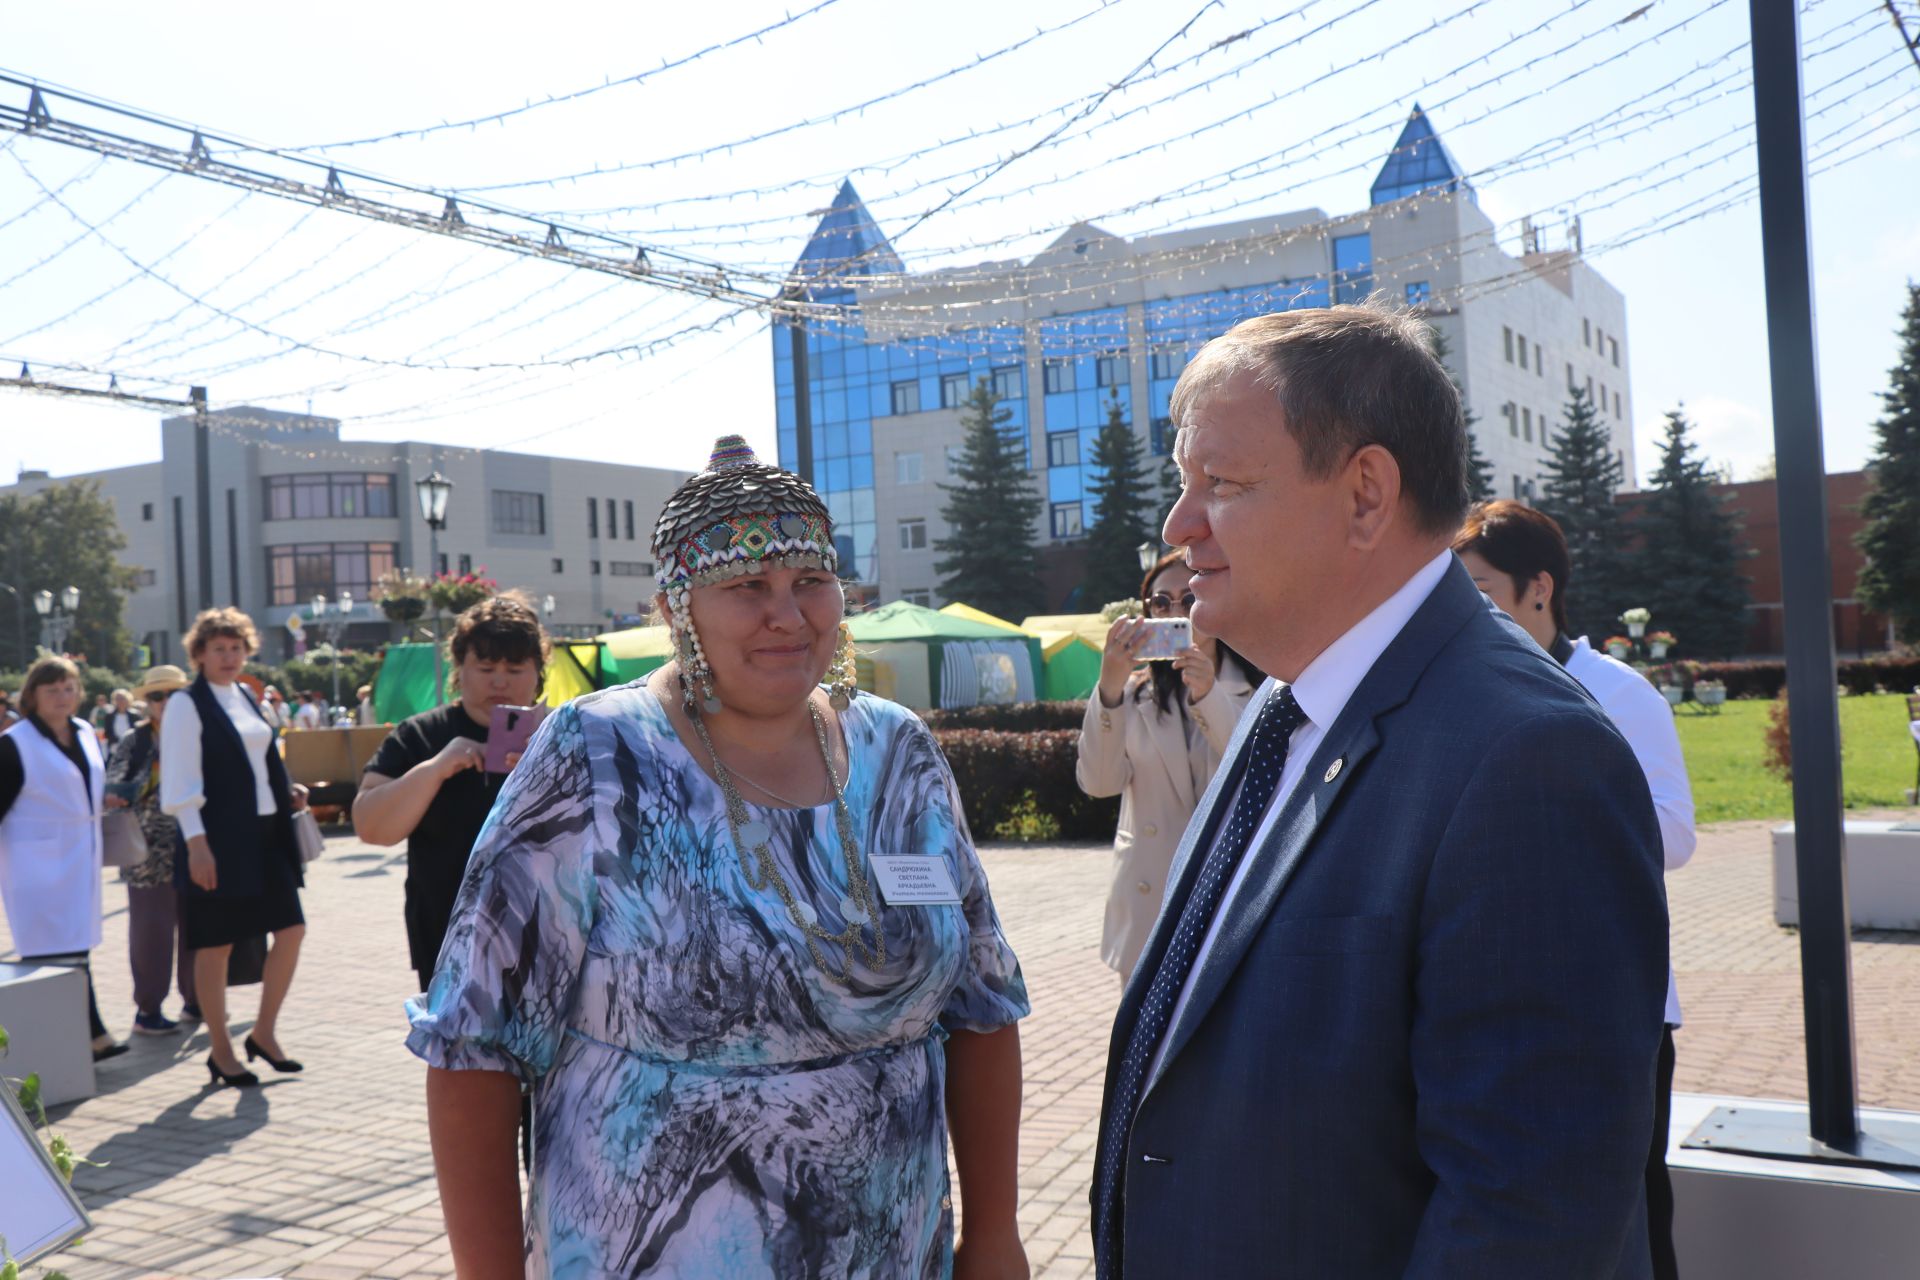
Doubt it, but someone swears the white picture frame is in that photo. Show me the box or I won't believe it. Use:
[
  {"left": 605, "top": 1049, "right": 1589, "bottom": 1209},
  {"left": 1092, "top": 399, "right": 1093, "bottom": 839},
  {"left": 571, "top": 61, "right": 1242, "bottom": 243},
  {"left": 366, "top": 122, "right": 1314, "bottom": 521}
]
[{"left": 0, "top": 1078, "right": 91, "bottom": 1265}]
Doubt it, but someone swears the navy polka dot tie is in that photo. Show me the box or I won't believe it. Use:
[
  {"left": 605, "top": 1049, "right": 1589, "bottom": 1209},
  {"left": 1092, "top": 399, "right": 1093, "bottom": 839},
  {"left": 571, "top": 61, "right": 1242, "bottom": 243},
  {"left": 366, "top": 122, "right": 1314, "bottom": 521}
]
[{"left": 1092, "top": 685, "right": 1308, "bottom": 1276}]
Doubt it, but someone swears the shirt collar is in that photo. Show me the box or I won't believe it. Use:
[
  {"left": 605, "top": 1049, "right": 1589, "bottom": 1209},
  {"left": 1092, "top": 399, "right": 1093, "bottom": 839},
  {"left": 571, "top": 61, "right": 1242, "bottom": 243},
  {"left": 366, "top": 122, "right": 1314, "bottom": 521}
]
[{"left": 1281, "top": 548, "right": 1454, "bottom": 733}]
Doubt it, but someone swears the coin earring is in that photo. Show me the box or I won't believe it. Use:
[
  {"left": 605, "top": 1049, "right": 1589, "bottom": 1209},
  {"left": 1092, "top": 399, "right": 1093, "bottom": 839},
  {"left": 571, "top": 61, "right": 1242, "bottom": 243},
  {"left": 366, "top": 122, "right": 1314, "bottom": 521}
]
[
  {"left": 826, "top": 621, "right": 858, "bottom": 710},
  {"left": 674, "top": 614, "right": 722, "bottom": 715}
]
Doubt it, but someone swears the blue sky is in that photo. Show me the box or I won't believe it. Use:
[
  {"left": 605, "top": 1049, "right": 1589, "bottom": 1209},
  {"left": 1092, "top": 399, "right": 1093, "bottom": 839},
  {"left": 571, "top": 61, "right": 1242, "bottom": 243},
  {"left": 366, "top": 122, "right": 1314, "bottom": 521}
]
[{"left": 1, "top": 0, "right": 1915, "bottom": 487}]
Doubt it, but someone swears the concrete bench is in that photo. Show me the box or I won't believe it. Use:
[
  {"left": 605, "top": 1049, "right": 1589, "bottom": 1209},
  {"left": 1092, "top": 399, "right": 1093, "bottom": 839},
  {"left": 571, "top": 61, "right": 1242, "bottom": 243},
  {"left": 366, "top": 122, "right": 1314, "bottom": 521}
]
[
  {"left": 0, "top": 962, "right": 95, "bottom": 1106},
  {"left": 1773, "top": 822, "right": 1920, "bottom": 931}
]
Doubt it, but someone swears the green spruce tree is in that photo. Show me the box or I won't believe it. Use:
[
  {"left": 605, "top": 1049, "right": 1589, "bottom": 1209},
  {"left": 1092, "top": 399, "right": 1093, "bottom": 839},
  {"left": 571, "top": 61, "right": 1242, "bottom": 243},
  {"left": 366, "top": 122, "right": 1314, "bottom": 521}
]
[
  {"left": 1857, "top": 283, "right": 1920, "bottom": 641},
  {"left": 1539, "top": 386, "right": 1631, "bottom": 642},
  {"left": 1429, "top": 325, "right": 1495, "bottom": 503},
  {"left": 1631, "top": 406, "right": 1751, "bottom": 658},
  {"left": 935, "top": 379, "right": 1045, "bottom": 619},
  {"left": 1081, "top": 392, "right": 1158, "bottom": 607}
]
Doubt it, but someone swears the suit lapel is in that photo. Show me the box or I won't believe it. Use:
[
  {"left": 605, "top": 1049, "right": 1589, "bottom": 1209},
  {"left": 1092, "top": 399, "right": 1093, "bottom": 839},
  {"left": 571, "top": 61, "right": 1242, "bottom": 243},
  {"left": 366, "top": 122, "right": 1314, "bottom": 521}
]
[{"left": 1141, "top": 559, "right": 1489, "bottom": 1091}]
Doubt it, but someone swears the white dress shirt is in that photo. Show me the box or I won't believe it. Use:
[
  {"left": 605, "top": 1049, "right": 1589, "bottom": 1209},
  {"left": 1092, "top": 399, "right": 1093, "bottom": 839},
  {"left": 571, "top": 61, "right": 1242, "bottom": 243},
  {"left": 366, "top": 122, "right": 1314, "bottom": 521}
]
[
  {"left": 1151, "top": 549, "right": 1453, "bottom": 1078},
  {"left": 1565, "top": 635, "right": 1696, "bottom": 1025},
  {"left": 160, "top": 681, "right": 279, "bottom": 842}
]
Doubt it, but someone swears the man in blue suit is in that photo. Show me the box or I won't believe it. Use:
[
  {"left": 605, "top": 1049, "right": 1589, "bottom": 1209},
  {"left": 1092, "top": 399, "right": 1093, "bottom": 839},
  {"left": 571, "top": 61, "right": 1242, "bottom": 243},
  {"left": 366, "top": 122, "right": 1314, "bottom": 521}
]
[{"left": 1091, "top": 305, "right": 1668, "bottom": 1278}]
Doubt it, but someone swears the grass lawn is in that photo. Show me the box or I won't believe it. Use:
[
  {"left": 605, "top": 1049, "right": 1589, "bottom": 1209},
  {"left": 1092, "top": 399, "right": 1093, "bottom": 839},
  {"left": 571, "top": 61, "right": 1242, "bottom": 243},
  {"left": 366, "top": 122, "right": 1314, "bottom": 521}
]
[{"left": 1674, "top": 691, "right": 1918, "bottom": 824}]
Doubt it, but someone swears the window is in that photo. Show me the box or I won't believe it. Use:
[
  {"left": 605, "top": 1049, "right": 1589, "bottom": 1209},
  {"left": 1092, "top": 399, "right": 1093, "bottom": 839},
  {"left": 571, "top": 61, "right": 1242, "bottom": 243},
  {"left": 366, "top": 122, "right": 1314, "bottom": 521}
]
[
  {"left": 1586, "top": 375, "right": 1595, "bottom": 401},
  {"left": 1047, "top": 432, "right": 1080, "bottom": 468},
  {"left": 1516, "top": 334, "right": 1528, "bottom": 367},
  {"left": 609, "top": 560, "right": 652, "bottom": 577},
  {"left": 1503, "top": 326, "right": 1514, "bottom": 363},
  {"left": 436, "top": 552, "right": 448, "bottom": 575},
  {"left": 1151, "top": 416, "right": 1175, "bottom": 456},
  {"left": 1583, "top": 318, "right": 1592, "bottom": 347},
  {"left": 1566, "top": 361, "right": 1576, "bottom": 391},
  {"left": 591, "top": 560, "right": 601, "bottom": 575},
  {"left": 1043, "top": 358, "right": 1075, "bottom": 394},
  {"left": 1050, "top": 501, "right": 1084, "bottom": 539},
  {"left": 1095, "top": 353, "right": 1128, "bottom": 388},
  {"left": 940, "top": 372, "right": 972, "bottom": 409},
  {"left": 1504, "top": 402, "right": 1518, "bottom": 437},
  {"left": 1609, "top": 336, "right": 1620, "bottom": 368},
  {"left": 1595, "top": 326, "right": 1604, "bottom": 354},
  {"left": 1535, "top": 345, "right": 1544, "bottom": 376},
  {"left": 895, "top": 452, "right": 923, "bottom": 484},
  {"left": 551, "top": 558, "right": 564, "bottom": 574},
  {"left": 1149, "top": 348, "right": 1183, "bottom": 380},
  {"left": 1332, "top": 232, "right": 1373, "bottom": 304},
  {"left": 1614, "top": 389, "right": 1623, "bottom": 417},
  {"left": 624, "top": 500, "right": 635, "bottom": 541},
  {"left": 899, "top": 518, "right": 927, "bottom": 551},
  {"left": 141, "top": 502, "right": 154, "bottom": 522},
  {"left": 1598, "top": 382, "right": 1607, "bottom": 415},
  {"left": 1513, "top": 474, "right": 1527, "bottom": 499},
  {"left": 990, "top": 366, "right": 1022, "bottom": 401},
  {"left": 490, "top": 489, "right": 546, "bottom": 535},
  {"left": 890, "top": 379, "right": 920, "bottom": 415},
  {"left": 134, "top": 568, "right": 156, "bottom": 587},
  {"left": 263, "top": 472, "right": 396, "bottom": 521},
  {"left": 1522, "top": 407, "right": 1533, "bottom": 442},
  {"left": 1404, "top": 281, "right": 1431, "bottom": 307},
  {"left": 901, "top": 588, "right": 932, "bottom": 607},
  {"left": 605, "top": 499, "right": 617, "bottom": 538},
  {"left": 458, "top": 553, "right": 472, "bottom": 574},
  {"left": 266, "top": 541, "right": 399, "bottom": 605},
  {"left": 587, "top": 497, "right": 599, "bottom": 538}
]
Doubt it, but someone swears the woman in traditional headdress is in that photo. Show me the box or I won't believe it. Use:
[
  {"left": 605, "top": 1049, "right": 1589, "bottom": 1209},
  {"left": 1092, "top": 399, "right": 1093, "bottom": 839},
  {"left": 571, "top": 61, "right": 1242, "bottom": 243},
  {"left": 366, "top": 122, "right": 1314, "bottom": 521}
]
[{"left": 408, "top": 437, "right": 1032, "bottom": 1279}]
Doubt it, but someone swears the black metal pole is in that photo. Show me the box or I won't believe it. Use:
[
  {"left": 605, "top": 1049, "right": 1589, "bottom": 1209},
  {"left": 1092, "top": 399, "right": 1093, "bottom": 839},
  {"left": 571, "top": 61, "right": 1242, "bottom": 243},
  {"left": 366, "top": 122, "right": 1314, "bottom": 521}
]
[
  {"left": 191, "top": 385, "right": 214, "bottom": 611},
  {"left": 1748, "top": 0, "right": 1858, "bottom": 1149}
]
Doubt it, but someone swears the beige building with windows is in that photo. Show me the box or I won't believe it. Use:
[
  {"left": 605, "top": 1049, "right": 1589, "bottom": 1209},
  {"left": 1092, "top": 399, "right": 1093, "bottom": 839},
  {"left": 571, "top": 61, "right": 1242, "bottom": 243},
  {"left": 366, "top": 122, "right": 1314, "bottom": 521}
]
[{"left": 2, "top": 407, "right": 689, "bottom": 664}]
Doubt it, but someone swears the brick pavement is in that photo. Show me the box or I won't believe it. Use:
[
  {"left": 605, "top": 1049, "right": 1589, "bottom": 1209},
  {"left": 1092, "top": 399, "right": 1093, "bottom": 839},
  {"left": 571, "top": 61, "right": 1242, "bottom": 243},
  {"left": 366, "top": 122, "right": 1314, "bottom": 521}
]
[{"left": 5, "top": 809, "right": 1916, "bottom": 1278}]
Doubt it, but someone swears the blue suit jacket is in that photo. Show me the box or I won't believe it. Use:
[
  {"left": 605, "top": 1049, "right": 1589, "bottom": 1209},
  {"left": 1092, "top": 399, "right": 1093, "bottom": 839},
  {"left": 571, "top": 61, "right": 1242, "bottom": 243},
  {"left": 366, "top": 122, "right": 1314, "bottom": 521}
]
[{"left": 1094, "top": 558, "right": 1668, "bottom": 1278}]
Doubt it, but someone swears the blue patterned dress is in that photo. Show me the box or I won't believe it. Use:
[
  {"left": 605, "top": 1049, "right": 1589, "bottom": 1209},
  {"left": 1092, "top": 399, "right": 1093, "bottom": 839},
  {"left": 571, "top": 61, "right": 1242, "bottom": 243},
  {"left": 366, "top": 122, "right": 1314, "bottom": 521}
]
[{"left": 405, "top": 685, "right": 1029, "bottom": 1278}]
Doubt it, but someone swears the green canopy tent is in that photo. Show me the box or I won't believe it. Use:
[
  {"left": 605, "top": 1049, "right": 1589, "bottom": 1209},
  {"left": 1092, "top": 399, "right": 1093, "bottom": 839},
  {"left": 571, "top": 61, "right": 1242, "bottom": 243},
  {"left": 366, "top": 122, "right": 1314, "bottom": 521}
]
[{"left": 848, "top": 601, "right": 1043, "bottom": 710}]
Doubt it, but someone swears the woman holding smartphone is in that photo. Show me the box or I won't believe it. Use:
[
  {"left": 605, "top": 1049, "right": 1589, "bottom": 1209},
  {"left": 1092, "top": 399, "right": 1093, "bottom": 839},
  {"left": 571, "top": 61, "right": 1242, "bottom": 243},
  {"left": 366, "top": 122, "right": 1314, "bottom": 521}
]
[
  {"left": 1076, "top": 552, "right": 1263, "bottom": 981},
  {"left": 352, "top": 593, "right": 550, "bottom": 993}
]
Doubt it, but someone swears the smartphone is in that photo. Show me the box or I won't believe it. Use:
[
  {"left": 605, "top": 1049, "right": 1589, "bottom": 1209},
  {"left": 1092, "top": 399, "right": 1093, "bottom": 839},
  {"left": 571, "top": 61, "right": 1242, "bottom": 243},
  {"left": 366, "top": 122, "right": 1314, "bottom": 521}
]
[
  {"left": 1135, "top": 618, "right": 1192, "bottom": 662},
  {"left": 484, "top": 704, "right": 544, "bottom": 774}
]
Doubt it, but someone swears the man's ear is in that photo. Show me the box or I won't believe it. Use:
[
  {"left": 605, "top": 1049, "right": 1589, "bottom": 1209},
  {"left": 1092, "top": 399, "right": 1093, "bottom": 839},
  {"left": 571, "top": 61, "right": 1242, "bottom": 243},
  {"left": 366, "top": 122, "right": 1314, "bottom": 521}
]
[{"left": 1346, "top": 444, "right": 1404, "bottom": 551}]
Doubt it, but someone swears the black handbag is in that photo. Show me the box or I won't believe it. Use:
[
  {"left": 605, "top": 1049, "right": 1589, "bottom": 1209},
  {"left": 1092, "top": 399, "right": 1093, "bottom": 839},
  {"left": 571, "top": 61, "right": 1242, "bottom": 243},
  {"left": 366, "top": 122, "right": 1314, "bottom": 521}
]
[{"left": 225, "top": 934, "right": 269, "bottom": 987}]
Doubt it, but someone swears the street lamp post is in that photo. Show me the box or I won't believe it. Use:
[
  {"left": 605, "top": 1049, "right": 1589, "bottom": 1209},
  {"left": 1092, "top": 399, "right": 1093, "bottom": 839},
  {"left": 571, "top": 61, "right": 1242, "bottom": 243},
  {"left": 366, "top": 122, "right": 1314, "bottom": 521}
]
[
  {"left": 1136, "top": 540, "right": 1161, "bottom": 575},
  {"left": 310, "top": 592, "right": 353, "bottom": 713},
  {"left": 33, "top": 585, "right": 81, "bottom": 657},
  {"left": 415, "top": 470, "right": 454, "bottom": 706},
  {"left": 542, "top": 593, "right": 556, "bottom": 634}
]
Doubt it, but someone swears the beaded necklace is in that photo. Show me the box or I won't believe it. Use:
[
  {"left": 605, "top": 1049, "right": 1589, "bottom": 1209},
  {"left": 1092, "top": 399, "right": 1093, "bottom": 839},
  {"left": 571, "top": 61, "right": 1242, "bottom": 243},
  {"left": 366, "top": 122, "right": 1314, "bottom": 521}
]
[{"left": 689, "top": 699, "right": 886, "bottom": 981}]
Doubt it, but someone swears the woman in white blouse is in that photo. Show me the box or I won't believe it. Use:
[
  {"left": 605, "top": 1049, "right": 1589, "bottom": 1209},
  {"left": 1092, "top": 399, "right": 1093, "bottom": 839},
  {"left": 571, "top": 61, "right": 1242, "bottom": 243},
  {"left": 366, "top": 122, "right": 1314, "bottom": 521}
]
[
  {"left": 1076, "top": 553, "right": 1262, "bottom": 981},
  {"left": 1453, "top": 501, "right": 1695, "bottom": 1280},
  {"left": 161, "top": 608, "right": 309, "bottom": 1088}
]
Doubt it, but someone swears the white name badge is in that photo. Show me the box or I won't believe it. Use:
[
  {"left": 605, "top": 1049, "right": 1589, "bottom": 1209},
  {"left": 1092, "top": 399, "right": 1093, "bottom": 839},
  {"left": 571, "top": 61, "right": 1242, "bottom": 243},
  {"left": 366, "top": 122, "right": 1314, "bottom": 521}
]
[{"left": 870, "top": 855, "right": 963, "bottom": 906}]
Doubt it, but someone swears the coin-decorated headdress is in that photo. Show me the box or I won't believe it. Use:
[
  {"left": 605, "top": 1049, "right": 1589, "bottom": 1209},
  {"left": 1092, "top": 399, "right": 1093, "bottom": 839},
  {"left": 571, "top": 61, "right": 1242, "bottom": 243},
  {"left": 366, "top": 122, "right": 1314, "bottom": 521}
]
[{"left": 651, "top": 435, "right": 843, "bottom": 713}]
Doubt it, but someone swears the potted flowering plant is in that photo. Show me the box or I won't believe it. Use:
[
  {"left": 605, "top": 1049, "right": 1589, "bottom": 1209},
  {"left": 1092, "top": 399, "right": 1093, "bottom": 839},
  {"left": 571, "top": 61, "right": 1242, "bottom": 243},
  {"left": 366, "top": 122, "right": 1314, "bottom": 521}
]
[
  {"left": 428, "top": 567, "right": 497, "bottom": 617},
  {"left": 374, "top": 567, "right": 429, "bottom": 623},
  {"left": 1694, "top": 678, "right": 1727, "bottom": 708},
  {"left": 1605, "top": 635, "right": 1634, "bottom": 660},
  {"left": 1646, "top": 630, "right": 1676, "bottom": 660},
  {"left": 1099, "top": 599, "right": 1144, "bottom": 622},
  {"left": 1619, "top": 607, "right": 1652, "bottom": 639}
]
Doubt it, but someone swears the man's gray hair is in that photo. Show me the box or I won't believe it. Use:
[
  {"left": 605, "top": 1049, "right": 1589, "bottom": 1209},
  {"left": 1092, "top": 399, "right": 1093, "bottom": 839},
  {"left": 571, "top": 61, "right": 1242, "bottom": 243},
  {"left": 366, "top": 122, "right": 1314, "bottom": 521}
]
[{"left": 1170, "top": 304, "right": 1470, "bottom": 535}]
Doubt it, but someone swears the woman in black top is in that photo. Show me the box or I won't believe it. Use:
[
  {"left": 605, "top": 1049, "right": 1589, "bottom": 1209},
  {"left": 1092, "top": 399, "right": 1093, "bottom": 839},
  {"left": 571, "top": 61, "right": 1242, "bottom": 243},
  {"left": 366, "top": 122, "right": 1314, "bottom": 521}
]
[{"left": 353, "top": 594, "right": 550, "bottom": 991}]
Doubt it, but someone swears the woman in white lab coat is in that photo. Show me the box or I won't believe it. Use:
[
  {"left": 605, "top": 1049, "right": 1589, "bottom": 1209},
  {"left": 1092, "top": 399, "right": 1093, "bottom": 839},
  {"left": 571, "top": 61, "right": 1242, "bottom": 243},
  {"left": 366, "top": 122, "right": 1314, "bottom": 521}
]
[
  {"left": 1076, "top": 553, "right": 1261, "bottom": 981},
  {"left": 0, "top": 655, "right": 123, "bottom": 1060}
]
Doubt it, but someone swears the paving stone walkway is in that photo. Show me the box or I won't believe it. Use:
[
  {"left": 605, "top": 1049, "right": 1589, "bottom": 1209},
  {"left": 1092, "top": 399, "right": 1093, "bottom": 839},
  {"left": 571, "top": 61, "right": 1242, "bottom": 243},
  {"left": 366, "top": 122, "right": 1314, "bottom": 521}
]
[{"left": 6, "top": 810, "right": 1917, "bottom": 1278}]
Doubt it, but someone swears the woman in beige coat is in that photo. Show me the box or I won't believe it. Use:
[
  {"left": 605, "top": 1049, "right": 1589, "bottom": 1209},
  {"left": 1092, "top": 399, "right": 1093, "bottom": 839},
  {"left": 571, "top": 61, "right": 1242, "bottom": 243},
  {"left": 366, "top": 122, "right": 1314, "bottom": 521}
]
[{"left": 1077, "top": 554, "right": 1261, "bottom": 980}]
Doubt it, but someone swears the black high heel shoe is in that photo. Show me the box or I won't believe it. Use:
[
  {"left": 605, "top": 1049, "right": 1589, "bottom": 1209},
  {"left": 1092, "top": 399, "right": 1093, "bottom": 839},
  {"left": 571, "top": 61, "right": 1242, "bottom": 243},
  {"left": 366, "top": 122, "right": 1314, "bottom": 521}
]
[
  {"left": 244, "top": 1036, "right": 303, "bottom": 1074},
  {"left": 207, "top": 1055, "right": 259, "bottom": 1088}
]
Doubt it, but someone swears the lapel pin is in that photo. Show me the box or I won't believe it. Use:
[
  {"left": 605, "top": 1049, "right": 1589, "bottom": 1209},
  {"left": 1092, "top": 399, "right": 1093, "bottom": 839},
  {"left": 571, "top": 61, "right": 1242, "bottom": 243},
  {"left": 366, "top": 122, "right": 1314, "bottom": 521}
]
[{"left": 1324, "top": 758, "right": 1344, "bottom": 783}]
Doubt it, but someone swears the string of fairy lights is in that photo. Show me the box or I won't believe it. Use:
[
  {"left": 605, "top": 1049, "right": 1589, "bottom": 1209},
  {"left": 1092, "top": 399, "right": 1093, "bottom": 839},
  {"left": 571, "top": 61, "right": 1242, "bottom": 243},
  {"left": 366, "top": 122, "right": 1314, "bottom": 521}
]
[{"left": 0, "top": 0, "right": 1908, "bottom": 466}]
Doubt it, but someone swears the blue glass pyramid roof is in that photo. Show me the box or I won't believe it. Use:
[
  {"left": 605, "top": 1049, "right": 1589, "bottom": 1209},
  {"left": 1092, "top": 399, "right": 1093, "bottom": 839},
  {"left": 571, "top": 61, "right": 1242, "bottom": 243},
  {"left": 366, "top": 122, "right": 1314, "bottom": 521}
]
[
  {"left": 791, "top": 179, "right": 901, "bottom": 290},
  {"left": 1370, "top": 106, "right": 1474, "bottom": 207}
]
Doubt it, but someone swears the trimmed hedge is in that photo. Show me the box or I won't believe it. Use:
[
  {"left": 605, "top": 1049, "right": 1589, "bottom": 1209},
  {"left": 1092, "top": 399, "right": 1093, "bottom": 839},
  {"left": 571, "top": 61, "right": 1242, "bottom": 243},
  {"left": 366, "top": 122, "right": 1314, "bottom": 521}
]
[
  {"left": 932, "top": 727, "right": 1118, "bottom": 843},
  {"left": 921, "top": 701, "right": 1087, "bottom": 732},
  {"left": 1647, "top": 654, "right": 1920, "bottom": 700}
]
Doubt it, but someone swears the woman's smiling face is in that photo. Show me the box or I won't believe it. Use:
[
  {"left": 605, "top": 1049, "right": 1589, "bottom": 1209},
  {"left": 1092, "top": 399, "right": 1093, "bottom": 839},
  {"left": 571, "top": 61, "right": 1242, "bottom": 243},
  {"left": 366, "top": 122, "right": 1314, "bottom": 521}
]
[{"left": 670, "top": 564, "right": 845, "bottom": 715}]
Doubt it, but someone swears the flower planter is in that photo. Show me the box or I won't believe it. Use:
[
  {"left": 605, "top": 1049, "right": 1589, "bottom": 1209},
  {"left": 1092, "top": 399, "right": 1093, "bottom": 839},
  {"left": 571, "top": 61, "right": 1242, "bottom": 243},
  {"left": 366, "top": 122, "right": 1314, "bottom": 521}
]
[
  {"left": 1660, "top": 685, "right": 1684, "bottom": 707},
  {"left": 1697, "top": 686, "right": 1727, "bottom": 707},
  {"left": 379, "top": 597, "right": 426, "bottom": 623},
  {"left": 1607, "top": 643, "right": 1632, "bottom": 660},
  {"left": 1649, "top": 641, "right": 1669, "bottom": 659}
]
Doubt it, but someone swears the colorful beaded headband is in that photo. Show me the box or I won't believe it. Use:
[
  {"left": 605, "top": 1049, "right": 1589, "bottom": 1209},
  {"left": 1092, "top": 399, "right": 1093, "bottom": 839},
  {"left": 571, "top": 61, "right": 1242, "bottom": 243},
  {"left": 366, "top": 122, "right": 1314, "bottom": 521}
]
[{"left": 651, "top": 435, "right": 838, "bottom": 597}]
